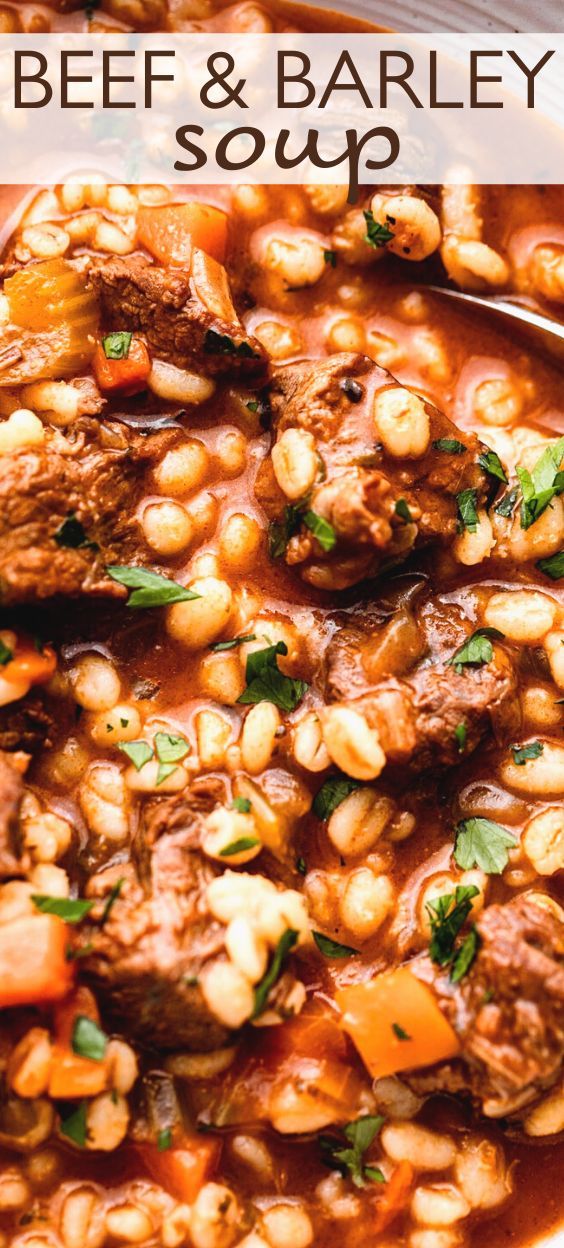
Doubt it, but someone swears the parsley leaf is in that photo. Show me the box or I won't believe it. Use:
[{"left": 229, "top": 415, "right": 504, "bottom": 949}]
[
  {"left": 303, "top": 510, "right": 336, "bottom": 553},
  {"left": 54, "top": 514, "right": 97, "bottom": 550},
  {"left": 392, "top": 1022, "right": 411, "bottom": 1040},
  {"left": 204, "top": 329, "right": 259, "bottom": 359},
  {"left": 100, "top": 879, "right": 124, "bottom": 925},
  {"left": 537, "top": 550, "right": 564, "bottom": 580},
  {"left": 31, "top": 895, "right": 94, "bottom": 924},
  {"left": 219, "top": 837, "right": 260, "bottom": 857},
  {"left": 296, "top": 856, "right": 307, "bottom": 875},
  {"left": 454, "top": 817, "right": 517, "bottom": 874},
  {"left": 456, "top": 487, "right": 479, "bottom": 533},
  {"left": 454, "top": 722, "right": 467, "bottom": 753},
  {"left": 156, "top": 763, "right": 178, "bottom": 786},
  {"left": 252, "top": 928, "right": 298, "bottom": 1019},
  {"left": 448, "top": 627, "right": 503, "bottom": 673},
  {"left": 155, "top": 732, "right": 190, "bottom": 764},
  {"left": 451, "top": 928, "right": 480, "bottom": 983},
  {"left": 313, "top": 931, "right": 359, "bottom": 958},
  {"left": 363, "top": 210, "right": 394, "bottom": 249},
  {"left": 268, "top": 504, "right": 303, "bottom": 559},
  {"left": 107, "top": 566, "right": 200, "bottom": 609},
  {"left": 433, "top": 438, "right": 467, "bottom": 454},
  {"left": 313, "top": 775, "right": 361, "bottom": 820},
  {"left": 494, "top": 486, "right": 519, "bottom": 518},
  {"left": 395, "top": 498, "right": 413, "bottom": 523},
  {"left": 320, "top": 1115, "right": 385, "bottom": 1188},
  {"left": 60, "top": 1100, "right": 88, "bottom": 1148},
  {"left": 231, "top": 797, "right": 251, "bottom": 813},
  {"left": 511, "top": 740, "right": 543, "bottom": 766},
  {"left": 118, "top": 740, "right": 154, "bottom": 771},
  {"left": 210, "top": 634, "right": 256, "bottom": 652},
  {"left": 0, "top": 638, "right": 13, "bottom": 666},
  {"left": 427, "top": 885, "right": 479, "bottom": 968},
  {"left": 102, "top": 331, "right": 132, "bottom": 360},
  {"left": 157, "top": 1128, "right": 172, "bottom": 1152},
  {"left": 478, "top": 449, "right": 508, "bottom": 483},
  {"left": 324, "top": 249, "right": 337, "bottom": 267},
  {"left": 517, "top": 437, "right": 564, "bottom": 530},
  {"left": 238, "top": 641, "right": 308, "bottom": 712},
  {"left": 71, "top": 1016, "right": 108, "bottom": 1063}
]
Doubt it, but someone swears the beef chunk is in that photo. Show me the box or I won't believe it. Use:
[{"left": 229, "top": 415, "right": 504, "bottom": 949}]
[
  {"left": 0, "top": 419, "right": 177, "bottom": 606},
  {"left": 80, "top": 781, "right": 231, "bottom": 1051},
  {"left": 324, "top": 583, "right": 520, "bottom": 773},
  {"left": 412, "top": 896, "right": 564, "bottom": 1117},
  {"left": 90, "top": 253, "right": 266, "bottom": 380},
  {"left": 0, "top": 692, "right": 53, "bottom": 754},
  {"left": 0, "top": 752, "right": 25, "bottom": 877},
  {"left": 256, "top": 353, "right": 488, "bottom": 589}
]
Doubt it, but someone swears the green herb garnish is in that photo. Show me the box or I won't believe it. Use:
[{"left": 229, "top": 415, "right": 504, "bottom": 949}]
[
  {"left": 395, "top": 498, "right": 413, "bottom": 523},
  {"left": 433, "top": 438, "right": 467, "bottom": 454},
  {"left": 456, "top": 487, "right": 479, "bottom": 533},
  {"left": 60, "top": 1100, "right": 88, "bottom": 1148},
  {"left": 211, "top": 634, "right": 256, "bottom": 652},
  {"left": 71, "top": 1016, "right": 108, "bottom": 1063},
  {"left": 252, "top": 929, "right": 299, "bottom": 1019},
  {"left": 118, "top": 740, "right": 154, "bottom": 771},
  {"left": 454, "top": 722, "right": 467, "bottom": 753},
  {"left": 268, "top": 504, "right": 304, "bottom": 559},
  {"left": 54, "top": 514, "right": 97, "bottom": 550},
  {"left": 320, "top": 1115, "right": 385, "bottom": 1188},
  {"left": 107, "top": 566, "right": 201, "bottom": 609},
  {"left": 238, "top": 641, "right": 308, "bottom": 712},
  {"left": 454, "top": 817, "right": 517, "bottom": 875},
  {"left": 102, "top": 331, "right": 132, "bottom": 360},
  {"left": 511, "top": 740, "right": 543, "bottom": 766},
  {"left": 478, "top": 448, "right": 508, "bottom": 483},
  {"left": 0, "top": 639, "right": 13, "bottom": 666},
  {"left": 157, "top": 1128, "right": 172, "bottom": 1152},
  {"left": 219, "top": 837, "right": 260, "bottom": 857},
  {"left": 516, "top": 437, "right": 564, "bottom": 530},
  {"left": 427, "top": 885, "right": 479, "bottom": 969},
  {"left": 313, "top": 775, "right": 361, "bottom": 820},
  {"left": 448, "top": 627, "right": 503, "bottom": 673},
  {"left": 392, "top": 1022, "right": 411, "bottom": 1040},
  {"left": 303, "top": 510, "right": 336, "bottom": 553},
  {"left": 494, "top": 486, "right": 519, "bottom": 518},
  {"left": 231, "top": 797, "right": 251, "bottom": 813},
  {"left": 324, "top": 249, "right": 337, "bottom": 267},
  {"left": 363, "top": 210, "right": 394, "bottom": 249},
  {"left": 204, "top": 330, "right": 259, "bottom": 359},
  {"left": 537, "top": 550, "right": 564, "bottom": 580},
  {"left": 312, "top": 931, "right": 359, "bottom": 958},
  {"left": 31, "top": 896, "right": 94, "bottom": 924}
]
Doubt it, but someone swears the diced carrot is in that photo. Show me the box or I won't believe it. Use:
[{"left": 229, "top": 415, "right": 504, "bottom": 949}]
[
  {"left": 373, "top": 1161, "right": 414, "bottom": 1234},
  {"left": 140, "top": 1135, "right": 222, "bottom": 1202},
  {"left": 137, "top": 202, "right": 228, "bottom": 266},
  {"left": 49, "top": 985, "right": 108, "bottom": 1098},
  {"left": 267, "top": 1008, "right": 348, "bottom": 1063},
  {"left": 0, "top": 915, "right": 74, "bottom": 1008},
  {"left": 3, "top": 644, "right": 56, "bottom": 687},
  {"left": 93, "top": 337, "right": 151, "bottom": 395},
  {"left": 336, "top": 967, "right": 460, "bottom": 1079}
]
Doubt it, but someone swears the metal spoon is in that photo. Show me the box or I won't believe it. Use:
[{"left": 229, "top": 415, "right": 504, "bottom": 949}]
[{"left": 426, "top": 285, "right": 564, "bottom": 368}]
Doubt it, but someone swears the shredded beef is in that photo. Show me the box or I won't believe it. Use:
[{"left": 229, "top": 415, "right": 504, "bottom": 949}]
[{"left": 0, "top": 752, "right": 25, "bottom": 877}]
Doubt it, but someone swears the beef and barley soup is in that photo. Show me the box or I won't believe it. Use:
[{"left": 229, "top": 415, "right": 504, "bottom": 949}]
[{"left": 0, "top": 3, "right": 562, "bottom": 1248}]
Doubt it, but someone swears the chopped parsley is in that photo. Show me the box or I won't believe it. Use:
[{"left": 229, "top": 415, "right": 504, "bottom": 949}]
[
  {"left": 313, "top": 775, "right": 361, "bottom": 820},
  {"left": 478, "top": 448, "right": 508, "bottom": 483},
  {"left": 219, "top": 836, "right": 260, "bottom": 857},
  {"left": 395, "top": 498, "right": 413, "bottom": 523},
  {"left": 102, "top": 331, "right": 132, "bottom": 360},
  {"left": 0, "top": 638, "right": 13, "bottom": 666},
  {"left": 107, "top": 566, "right": 200, "bottom": 609},
  {"left": 157, "top": 1128, "right": 172, "bottom": 1152},
  {"left": 100, "top": 878, "right": 124, "bottom": 925},
  {"left": 392, "top": 1022, "right": 411, "bottom": 1041},
  {"left": 427, "top": 885, "right": 479, "bottom": 970},
  {"left": 71, "top": 1016, "right": 108, "bottom": 1063},
  {"left": 323, "top": 249, "right": 337, "bottom": 267},
  {"left": 511, "top": 740, "right": 543, "bottom": 766},
  {"left": 252, "top": 928, "right": 298, "bottom": 1019},
  {"left": 118, "top": 740, "right": 154, "bottom": 771},
  {"left": 268, "top": 504, "right": 304, "bottom": 559},
  {"left": 237, "top": 641, "right": 308, "bottom": 712},
  {"left": 231, "top": 797, "right": 251, "bottom": 813},
  {"left": 537, "top": 550, "right": 564, "bottom": 580},
  {"left": 454, "top": 722, "right": 467, "bottom": 753},
  {"left": 211, "top": 634, "right": 256, "bottom": 652},
  {"left": 60, "top": 1099, "right": 88, "bottom": 1148},
  {"left": 451, "top": 927, "right": 480, "bottom": 983},
  {"left": 155, "top": 732, "right": 190, "bottom": 769},
  {"left": 448, "top": 627, "right": 503, "bottom": 673},
  {"left": 319, "top": 1115, "right": 385, "bottom": 1188},
  {"left": 31, "top": 895, "right": 94, "bottom": 924},
  {"left": 54, "top": 514, "right": 97, "bottom": 550},
  {"left": 456, "top": 487, "right": 479, "bottom": 533},
  {"left": 296, "top": 856, "right": 307, "bottom": 875},
  {"left": 204, "top": 329, "right": 259, "bottom": 359},
  {"left": 312, "top": 931, "right": 359, "bottom": 959},
  {"left": 303, "top": 510, "right": 336, "bottom": 552},
  {"left": 454, "top": 816, "right": 517, "bottom": 875},
  {"left": 363, "top": 210, "right": 394, "bottom": 249},
  {"left": 433, "top": 438, "right": 467, "bottom": 454},
  {"left": 494, "top": 486, "right": 519, "bottom": 518},
  {"left": 516, "top": 436, "right": 564, "bottom": 530}
]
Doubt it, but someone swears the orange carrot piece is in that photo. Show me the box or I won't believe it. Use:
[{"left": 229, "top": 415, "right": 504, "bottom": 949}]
[
  {"left": 93, "top": 337, "right": 151, "bottom": 395},
  {"left": 373, "top": 1161, "right": 414, "bottom": 1234},
  {"left": 336, "top": 967, "right": 460, "bottom": 1079},
  {"left": 49, "top": 985, "right": 108, "bottom": 1098},
  {"left": 137, "top": 202, "right": 228, "bottom": 266},
  {"left": 140, "top": 1136, "right": 222, "bottom": 1202},
  {"left": 0, "top": 915, "right": 74, "bottom": 1008},
  {"left": 3, "top": 644, "right": 56, "bottom": 687}
]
